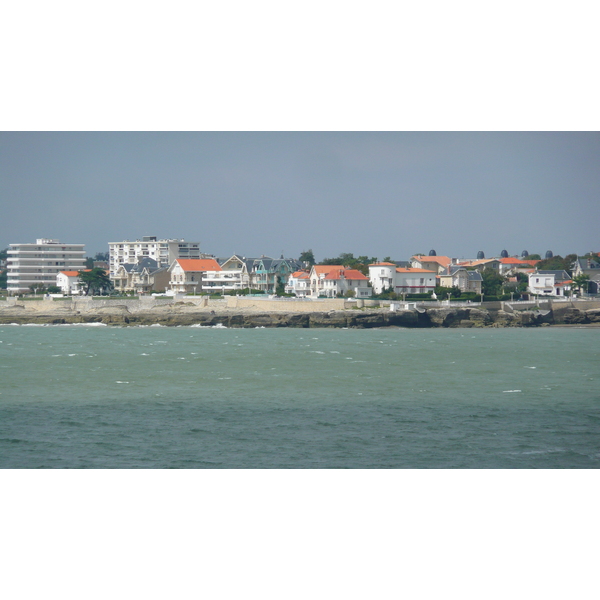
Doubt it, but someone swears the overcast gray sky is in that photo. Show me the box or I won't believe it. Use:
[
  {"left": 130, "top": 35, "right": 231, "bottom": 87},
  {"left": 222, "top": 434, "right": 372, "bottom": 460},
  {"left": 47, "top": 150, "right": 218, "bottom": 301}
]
[{"left": 1, "top": 131, "right": 598, "bottom": 261}]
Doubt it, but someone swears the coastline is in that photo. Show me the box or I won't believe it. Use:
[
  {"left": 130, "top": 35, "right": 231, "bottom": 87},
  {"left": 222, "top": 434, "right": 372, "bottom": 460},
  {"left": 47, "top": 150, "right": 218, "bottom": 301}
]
[{"left": 2, "top": 297, "right": 600, "bottom": 328}]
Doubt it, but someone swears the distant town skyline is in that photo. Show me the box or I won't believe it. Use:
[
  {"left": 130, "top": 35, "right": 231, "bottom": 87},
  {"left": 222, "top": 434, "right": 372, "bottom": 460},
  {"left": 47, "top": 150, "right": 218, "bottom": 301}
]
[{"left": 1, "top": 132, "right": 598, "bottom": 259}]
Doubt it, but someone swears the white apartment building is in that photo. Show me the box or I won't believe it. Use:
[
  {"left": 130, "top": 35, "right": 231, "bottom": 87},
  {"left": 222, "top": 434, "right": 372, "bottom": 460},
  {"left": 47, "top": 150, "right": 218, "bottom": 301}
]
[
  {"left": 108, "top": 236, "right": 202, "bottom": 277},
  {"left": 369, "top": 263, "right": 437, "bottom": 295},
  {"left": 7, "top": 239, "right": 86, "bottom": 294}
]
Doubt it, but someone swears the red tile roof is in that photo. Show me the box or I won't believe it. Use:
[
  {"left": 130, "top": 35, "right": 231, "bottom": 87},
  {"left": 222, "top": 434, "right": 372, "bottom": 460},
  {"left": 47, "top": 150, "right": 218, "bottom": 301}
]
[
  {"left": 412, "top": 255, "right": 452, "bottom": 268},
  {"left": 60, "top": 270, "right": 90, "bottom": 277},
  {"left": 312, "top": 265, "right": 344, "bottom": 275},
  {"left": 369, "top": 262, "right": 397, "bottom": 267},
  {"left": 175, "top": 259, "right": 222, "bottom": 272},
  {"left": 499, "top": 257, "right": 527, "bottom": 264},
  {"left": 324, "top": 268, "right": 368, "bottom": 280},
  {"left": 396, "top": 268, "right": 437, "bottom": 274}
]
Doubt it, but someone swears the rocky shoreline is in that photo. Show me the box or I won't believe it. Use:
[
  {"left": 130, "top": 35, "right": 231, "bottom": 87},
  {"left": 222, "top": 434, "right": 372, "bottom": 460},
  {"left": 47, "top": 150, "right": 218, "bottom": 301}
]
[{"left": 2, "top": 301, "right": 600, "bottom": 328}]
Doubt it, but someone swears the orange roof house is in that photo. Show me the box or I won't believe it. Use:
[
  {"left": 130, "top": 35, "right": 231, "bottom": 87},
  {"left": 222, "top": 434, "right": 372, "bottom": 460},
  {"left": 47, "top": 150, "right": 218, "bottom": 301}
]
[
  {"left": 168, "top": 258, "right": 222, "bottom": 293},
  {"left": 309, "top": 265, "right": 371, "bottom": 298},
  {"left": 173, "top": 258, "right": 222, "bottom": 272},
  {"left": 324, "top": 268, "right": 368, "bottom": 281},
  {"left": 411, "top": 255, "right": 452, "bottom": 273}
]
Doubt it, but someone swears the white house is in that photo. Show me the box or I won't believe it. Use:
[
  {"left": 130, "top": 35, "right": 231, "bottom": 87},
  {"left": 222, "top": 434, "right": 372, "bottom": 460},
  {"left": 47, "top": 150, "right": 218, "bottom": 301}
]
[
  {"left": 394, "top": 268, "right": 437, "bottom": 294},
  {"left": 528, "top": 270, "right": 571, "bottom": 297},
  {"left": 168, "top": 258, "right": 222, "bottom": 294},
  {"left": 369, "top": 263, "right": 437, "bottom": 295},
  {"left": 309, "top": 265, "right": 344, "bottom": 297},
  {"left": 57, "top": 270, "right": 89, "bottom": 295},
  {"left": 285, "top": 270, "right": 311, "bottom": 297},
  {"left": 200, "top": 255, "right": 247, "bottom": 292},
  {"left": 320, "top": 268, "right": 371, "bottom": 298},
  {"left": 368, "top": 262, "right": 398, "bottom": 294}
]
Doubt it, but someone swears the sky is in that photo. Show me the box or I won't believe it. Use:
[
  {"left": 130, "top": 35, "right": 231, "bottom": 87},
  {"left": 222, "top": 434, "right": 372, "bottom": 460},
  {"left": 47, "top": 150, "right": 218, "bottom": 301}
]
[{"left": 1, "top": 131, "right": 598, "bottom": 262}]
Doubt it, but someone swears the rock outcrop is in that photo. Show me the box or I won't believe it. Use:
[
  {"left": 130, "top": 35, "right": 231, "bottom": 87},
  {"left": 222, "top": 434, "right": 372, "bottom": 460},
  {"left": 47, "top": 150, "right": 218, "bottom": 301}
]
[{"left": 1, "top": 301, "right": 599, "bottom": 328}]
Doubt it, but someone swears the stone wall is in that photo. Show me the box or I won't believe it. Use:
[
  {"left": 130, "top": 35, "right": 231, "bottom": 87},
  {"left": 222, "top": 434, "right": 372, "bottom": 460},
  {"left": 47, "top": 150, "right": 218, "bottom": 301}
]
[{"left": 226, "top": 296, "right": 349, "bottom": 312}]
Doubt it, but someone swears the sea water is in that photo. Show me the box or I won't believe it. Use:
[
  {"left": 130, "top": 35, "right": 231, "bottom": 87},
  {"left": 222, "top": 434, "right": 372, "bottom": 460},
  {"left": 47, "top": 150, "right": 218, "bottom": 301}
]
[{"left": 0, "top": 324, "right": 598, "bottom": 468}]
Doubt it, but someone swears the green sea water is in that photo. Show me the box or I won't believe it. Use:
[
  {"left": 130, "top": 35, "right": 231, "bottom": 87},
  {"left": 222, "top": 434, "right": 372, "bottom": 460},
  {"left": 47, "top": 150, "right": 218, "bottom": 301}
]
[{"left": 1, "top": 324, "right": 599, "bottom": 468}]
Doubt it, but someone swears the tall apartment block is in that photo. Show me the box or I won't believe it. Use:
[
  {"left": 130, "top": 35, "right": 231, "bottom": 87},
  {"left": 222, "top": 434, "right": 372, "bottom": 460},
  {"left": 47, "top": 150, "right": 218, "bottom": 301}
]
[
  {"left": 7, "top": 239, "right": 86, "bottom": 294},
  {"left": 108, "top": 236, "right": 202, "bottom": 276}
]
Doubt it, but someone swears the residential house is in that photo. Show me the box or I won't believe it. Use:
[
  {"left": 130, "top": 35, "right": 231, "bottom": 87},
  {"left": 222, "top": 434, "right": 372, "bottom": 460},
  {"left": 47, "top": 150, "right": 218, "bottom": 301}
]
[
  {"left": 458, "top": 258, "right": 501, "bottom": 272},
  {"left": 201, "top": 255, "right": 248, "bottom": 292},
  {"left": 285, "top": 270, "right": 311, "bottom": 297},
  {"left": 498, "top": 257, "right": 540, "bottom": 276},
  {"left": 368, "top": 262, "right": 398, "bottom": 294},
  {"left": 410, "top": 255, "right": 452, "bottom": 274},
  {"left": 249, "top": 256, "right": 304, "bottom": 293},
  {"left": 394, "top": 268, "right": 437, "bottom": 294},
  {"left": 369, "top": 263, "right": 437, "bottom": 295},
  {"left": 168, "top": 258, "right": 222, "bottom": 294},
  {"left": 572, "top": 256, "right": 600, "bottom": 294},
  {"left": 438, "top": 265, "right": 483, "bottom": 294},
  {"left": 319, "top": 268, "right": 371, "bottom": 298},
  {"left": 112, "top": 258, "right": 170, "bottom": 294},
  {"left": 57, "top": 270, "right": 90, "bottom": 295},
  {"left": 199, "top": 255, "right": 303, "bottom": 294},
  {"left": 309, "top": 265, "right": 344, "bottom": 297},
  {"left": 528, "top": 270, "right": 571, "bottom": 297}
]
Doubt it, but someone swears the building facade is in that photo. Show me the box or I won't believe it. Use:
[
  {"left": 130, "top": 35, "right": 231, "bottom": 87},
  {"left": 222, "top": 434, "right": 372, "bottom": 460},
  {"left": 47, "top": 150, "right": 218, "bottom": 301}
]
[
  {"left": 168, "top": 258, "right": 222, "bottom": 294},
  {"left": 528, "top": 270, "right": 571, "bottom": 296},
  {"left": 112, "top": 258, "right": 170, "bottom": 294},
  {"left": 438, "top": 265, "right": 483, "bottom": 294},
  {"left": 7, "top": 239, "right": 86, "bottom": 294},
  {"left": 56, "top": 270, "right": 89, "bottom": 295},
  {"left": 108, "top": 236, "right": 202, "bottom": 277},
  {"left": 369, "top": 263, "right": 437, "bottom": 295}
]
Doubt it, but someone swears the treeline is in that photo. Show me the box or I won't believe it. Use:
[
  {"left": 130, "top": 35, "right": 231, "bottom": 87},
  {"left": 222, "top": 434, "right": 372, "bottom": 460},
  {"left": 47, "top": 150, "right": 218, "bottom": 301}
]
[{"left": 299, "top": 250, "right": 390, "bottom": 275}]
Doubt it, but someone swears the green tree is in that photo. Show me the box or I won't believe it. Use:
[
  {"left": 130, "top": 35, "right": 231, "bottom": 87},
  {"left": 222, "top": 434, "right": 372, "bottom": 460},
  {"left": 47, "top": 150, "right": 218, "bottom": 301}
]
[
  {"left": 434, "top": 285, "right": 461, "bottom": 298},
  {"left": 47, "top": 285, "right": 62, "bottom": 294},
  {"left": 572, "top": 273, "right": 590, "bottom": 294},
  {"left": 0, "top": 248, "right": 7, "bottom": 290},
  {"left": 275, "top": 276, "right": 286, "bottom": 296},
  {"left": 320, "top": 252, "right": 355, "bottom": 266},
  {"left": 29, "top": 283, "right": 47, "bottom": 294},
  {"left": 481, "top": 268, "right": 506, "bottom": 296},
  {"left": 78, "top": 268, "right": 113, "bottom": 296},
  {"left": 535, "top": 254, "right": 577, "bottom": 275},
  {"left": 94, "top": 252, "right": 109, "bottom": 262},
  {"left": 299, "top": 249, "right": 316, "bottom": 266}
]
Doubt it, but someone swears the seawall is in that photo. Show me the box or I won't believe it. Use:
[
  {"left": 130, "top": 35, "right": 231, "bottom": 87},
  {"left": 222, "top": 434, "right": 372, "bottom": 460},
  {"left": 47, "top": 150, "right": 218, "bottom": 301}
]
[{"left": 1, "top": 297, "right": 600, "bottom": 327}]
